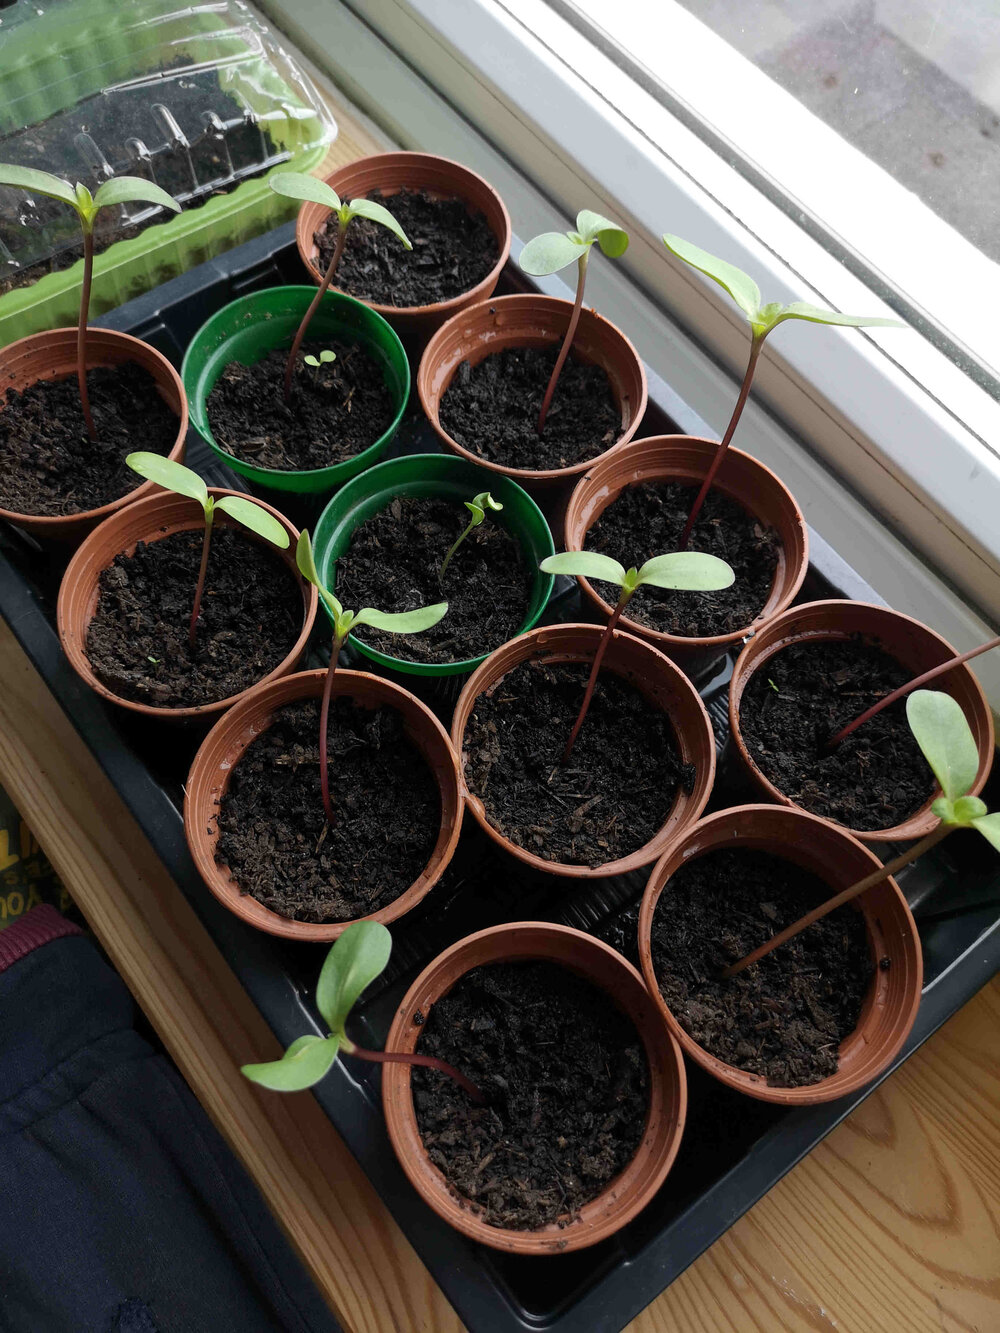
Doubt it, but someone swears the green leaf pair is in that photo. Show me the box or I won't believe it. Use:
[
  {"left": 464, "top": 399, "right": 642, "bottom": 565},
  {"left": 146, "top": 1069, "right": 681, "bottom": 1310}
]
[
  {"left": 304, "top": 349, "right": 337, "bottom": 368},
  {"left": 0, "top": 164, "right": 180, "bottom": 232},
  {"left": 269, "top": 171, "right": 412, "bottom": 252},
  {"left": 296, "top": 530, "right": 447, "bottom": 644},
  {"left": 520, "top": 208, "right": 629, "bottom": 277},
  {"left": 465, "top": 490, "right": 502, "bottom": 526},
  {"left": 540, "top": 549, "right": 735, "bottom": 595},
  {"left": 242, "top": 921, "right": 391, "bottom": 1092},
  {"left": 661, "top": 233, "right": 905, "bottom": 341},
  {"left": 126, "top": 454, "right": 289, "bottom": 549},
  {"left": 906, "top": 691, "right": 1000, "bottom": 850}
]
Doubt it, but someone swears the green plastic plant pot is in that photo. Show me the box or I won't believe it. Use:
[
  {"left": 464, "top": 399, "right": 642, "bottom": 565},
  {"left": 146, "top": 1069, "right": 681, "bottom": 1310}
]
[
  {"left": 312, "top": 453, "right": 556, "bottom": 677},
  {"left": 181, "top": 285, "right": 410, "bottom": 495}
]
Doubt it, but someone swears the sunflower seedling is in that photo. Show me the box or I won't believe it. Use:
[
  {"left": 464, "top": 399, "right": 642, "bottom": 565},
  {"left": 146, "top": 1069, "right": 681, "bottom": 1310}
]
[
  {"left": 242, "top": 920, "right": 483, "bottom": 1101},
  {"left": 661, "top": 232, "right": 905, "bottom": 548},
  {"left": 520, "top": 208, "right": 629, "bottom": 434},
  {"left": 303, "top": 349, "right": 337, "bottom": 369},
  {"left": 268, "top": 172, "right": 411, "bottom": 400},
  {"left": 722, "top": 689, "right": 997, "bottom": 978},
  {"left": 125, "top": 454, "right": 289, "bottom": 649},
  {"left": 539, "top": 549, "right": 734, "bottom": 760},
  {"left": 0, "top": 165, "right": 179, "bottom": 440},
  {"left": 296, "top": 531, "right": 447, "bottom": 825},
  {"left": 439, "top": 491, "right": 503, "bottom": 581}
]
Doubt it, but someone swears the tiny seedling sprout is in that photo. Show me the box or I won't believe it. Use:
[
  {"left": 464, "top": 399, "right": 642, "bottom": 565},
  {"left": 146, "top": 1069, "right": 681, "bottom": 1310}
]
[
  {"left": 242, "top": 920, "right": 484, "bottom": 1101},
  {"left": 519, "top": 208, "right": 629, "bottom": 434},
  {"left": 0, "top": 165, "right": 180, "bottom": 441},
  {"left": 539, "top": 549, "right": 734, "bottom": 760},
  {"left": 268, "top": 172, "right": 411, "bottom": 400},
  {"left": 439, "top": 491, "right": 503, "bottom": 581},
  {"left": 722, "top": 689, "right": 998, "bottom": 978},
  {"left": 661, "top": 232, "right": 905, "bottom": 549},
  {"left": 125, "top": 454, "right": 289, "bottom": 649},
  {"left": 303, "top": 349, "right": 337, "bottom": 369},
  {"left": 296, "top": 531, "right": 447, "bottom": 825}
]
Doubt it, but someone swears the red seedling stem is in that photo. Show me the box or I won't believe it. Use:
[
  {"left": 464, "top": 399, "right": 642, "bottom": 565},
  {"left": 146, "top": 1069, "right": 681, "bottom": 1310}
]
[
  {"left": 188, "top": 511, "right": 214, "bottom": 649},
  {"left": 677, "top": 332, "right": 764, "bottom": 550},
  {"left": 537, "top": 251, "right": 588, "bottom": 436},
  {"left": 719, "top": 822, "right": 952, "bottom": 979},
  {"left": 343, "top": 1041, "right": 485, "bottom": 1103},
  {"left": 283, "top": 219, "right": 348, "bottom": 402},
  {"left": 562, "top": 591, "right": 631, "bottom": 763},
  {"left": 826, "top": 634, "right": 1000, "bottom": 750},
  {"left": 77, "top": 228, "right": 97, "bottom": 441},
  {"left": 319, "top": 632, "right": 345, "bottom": 826}
]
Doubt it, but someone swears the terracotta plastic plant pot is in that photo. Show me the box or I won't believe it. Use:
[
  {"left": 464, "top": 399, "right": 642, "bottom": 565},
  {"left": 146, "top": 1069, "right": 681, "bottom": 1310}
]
[
  {"left": 0, "top": 327, "right": 188, "bottom": 544},
  {"left": 296, "top": 151, "right": 512, "bottom": 352},
  {"left": 638, "top": 804, "right": 923, "bottom": 1106},
  {"left": 382, "top": 920, "right": 687, "bottom": 1254},
  {"left": 563, "top": 435, "right": 809, "bottom": 680},
  {"left": 451, "top": 622, "right": 715, "bottom": 878},
  {"left": 417, "top": 294, "right": 648, "bottom": 493},
  {"left": 57, "top": 488, "right": 316, "bottom": 723},
  {"left": 184, "top": 668, "right": 463, "bottom": 942},
  {"left": 728, "top": 600, "right": 995, "bottom": 843}
]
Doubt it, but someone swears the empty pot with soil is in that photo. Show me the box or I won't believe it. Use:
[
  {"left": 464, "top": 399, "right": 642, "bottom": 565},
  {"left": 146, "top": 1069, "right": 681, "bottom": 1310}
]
[
  {"left": 57, "top": 486, "right": 316, "bottom": 722},
  {"left": 311, "top": 452, "right": 555, "bottom": 678},
  {"left": 727, "top": 600, "right": 995, "bottom": 842},
  {"left": 182, "top": 285, "right": 409, "bottom": 497},
  {"left": 184, "top": 667, "right": 463, "bottom": 941},
  {"left": 637, "top": 804, "right": 923, "bottom": 1105},
  {"left": 418, "top": 294, "right": 648, "bottom": 493},
  {"left": 382, "top": 920, "right": 687, "bottom": 1253},
  {"left": 563, "top": 434, "right": 809, "bottom": 680},
  {"left": 0, "top": 327, "right": 188, "bottom": 543},
  {"left": 451, "top": 622, "right": 715, "bottom": 878},
  {"left": 295, "top": 151, "right": 511, "bottom": 351}
]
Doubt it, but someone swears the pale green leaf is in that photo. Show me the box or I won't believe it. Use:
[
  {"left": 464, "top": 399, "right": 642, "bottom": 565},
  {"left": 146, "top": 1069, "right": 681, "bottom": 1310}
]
[
  {"left": 576, "top": 209, "right": 629, "bottom": 258},
  {"left": 125, "top": 453, "right": 208, "bottom": 509},
  {"left": 539, "top": 551, "right": 627, "bottom": 584},
  {"left": 0, "top": 163, "right": 78, "bottom": 209},
  {"left": 906, "top": 689, "right": 979, "bottom": 802},
  {"left": 93, "top": 176, "right": 180, "bottom": 215},
  {"left": 269, "top": 171, "right": 341, "bottom": 211},
  {"left": 519, "top": 231, "right": 589, "bottom": 276},
  {"left": 353, "top": 602, "right": 448, "bottom": 634},
  {"left": 636, "top": 551, "right": 735, "bottom": 591},
  {"left": 241, "top": 1034, "right": 340, "bottom": 1092},
  {"left": 475, "top": 491, "right": 503, "bottom": 513},
  {"left": 316, "top": 922, "right": 392, "bottom": 1032},
  {"left": 952, "top": 795, "right": 988, "bottom": 824},
  {"left": 347, "top": 197, "right": 412, "bottom": 249},
  {"left": 215, "top": 495, "right": 290, "bottom": 548},
  {"left": 768, "top": 301, "right": 906, "bottom": 333},
  {"left": 662, "top": 233, "right": 761, "bottom": 324},
  {"left": 296, "top": 529, "right": 322, "bottom": 586},
  {"left": 972, "top": 812, "right": 1000, "bottom": 853}
]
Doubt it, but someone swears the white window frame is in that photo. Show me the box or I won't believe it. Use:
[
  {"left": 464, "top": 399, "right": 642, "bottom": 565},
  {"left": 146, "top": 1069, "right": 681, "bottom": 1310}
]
[{"left": 256, "top": 0, "right": 1000, "bottom": 706}]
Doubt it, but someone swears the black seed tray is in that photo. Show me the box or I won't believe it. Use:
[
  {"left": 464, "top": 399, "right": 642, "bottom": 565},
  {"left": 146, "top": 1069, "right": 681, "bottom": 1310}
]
[{"left": 1, "top": 221, "right": 997, "bottom": 1333}]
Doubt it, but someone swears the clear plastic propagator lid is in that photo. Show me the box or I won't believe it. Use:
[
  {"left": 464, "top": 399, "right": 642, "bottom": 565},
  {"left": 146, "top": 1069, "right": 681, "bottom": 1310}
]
[{"left": 0, "top": 0, "right": 336, "bottom": 292}]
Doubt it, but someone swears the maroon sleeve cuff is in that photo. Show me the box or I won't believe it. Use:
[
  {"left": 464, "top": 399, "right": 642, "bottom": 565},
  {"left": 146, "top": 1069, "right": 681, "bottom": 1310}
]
[{"left": 0, "top": 904, "right": 83, "bottom": 973}]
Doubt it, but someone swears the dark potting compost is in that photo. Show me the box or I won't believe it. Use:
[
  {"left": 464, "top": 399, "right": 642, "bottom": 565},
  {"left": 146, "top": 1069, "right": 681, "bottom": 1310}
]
[
  {"left": 650, "top": 847, "right": 872, "bottom": 1087},
  {"left": 85, "top": 527, "right": 300, "bottom": 707},
  {"left": 206, "top": 339, "right": 394, "bottom": 471},
  {"left": 215, "top": 698, "right": 440, "bottom": 922},
  {"left": 413, "top": 959, "right": 649, "bottom": 1230},
  {"left": 334, "top": 495, "right": 533, "bottom": 664},
  {"left": 0, "top": 362, "right": 178, "bottom": 516},
  {"left": 740, "top": 638, "right": 936, "bottom": 831},
  {"left": 439, "top": 346, "right": 621, "bottom": 471},
  {"left": 463, "top": 658, "right": 693, "bottom": 866},
  {"left": 588, "top": 481, "right": 780, "bottom": 638},
  {"left": 315, "top": 187, "right": 499, "bottom": 308}
]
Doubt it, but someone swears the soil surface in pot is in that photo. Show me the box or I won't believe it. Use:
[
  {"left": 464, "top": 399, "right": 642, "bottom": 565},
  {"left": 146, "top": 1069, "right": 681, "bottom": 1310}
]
[
  {"left": 215, "top": 697, "right": 440, "bottom": 922},
  {"left": 413, "top": 958, "right": 648, "bottom": 1230},
  {"left": 0, "top": 362, "right": 178, "bottom": 516},
  {"left": 315, "top": 187, "right": 500, "bottom": 308},
  {"left": 206, "top": 339, "right": 394, "bottom": 472},
  {"left": 463, "top": 658, "right": 693, "bottom": 866},
  {"left": 439, "top": 346, "right": 621, "bottom": 471},
  {"left": 85, "top": 527, "right": 300, "bottom": 708},
  {"left": 334, "top": 495, "right": 533, "bottom": 664},
  {"left": 651, "top": 847, "right": 872, "bottom": 1087},
  {"left": 740, "top": 638, "right": 935, "bottom": 831},
  {"left": 588, "top": 481, "right": 780, "bottom": 638}
]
